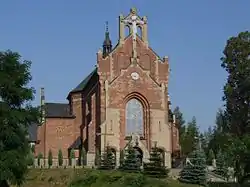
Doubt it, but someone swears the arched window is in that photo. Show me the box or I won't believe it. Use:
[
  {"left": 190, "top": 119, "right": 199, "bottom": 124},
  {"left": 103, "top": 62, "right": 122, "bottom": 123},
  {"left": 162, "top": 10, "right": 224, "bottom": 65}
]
[{"left": 125, "top": 98, "right": 143, "bottom": 136}]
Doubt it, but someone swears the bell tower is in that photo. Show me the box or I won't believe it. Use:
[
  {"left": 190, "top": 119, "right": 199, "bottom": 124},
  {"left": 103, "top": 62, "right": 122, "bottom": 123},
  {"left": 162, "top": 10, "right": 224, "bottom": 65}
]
[
  {"left": 102, "top": 21, "right": 112, "bottom": 58},
  {"left": 118, "top": 7, "right": 148, "bottom": 47}
]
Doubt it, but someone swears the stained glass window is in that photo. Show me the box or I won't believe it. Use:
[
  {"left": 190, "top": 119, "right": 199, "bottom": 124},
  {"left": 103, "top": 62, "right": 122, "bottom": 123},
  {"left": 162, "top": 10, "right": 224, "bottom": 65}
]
[{"left": 125, "top": 98, "right": 143, "bottom": 136}]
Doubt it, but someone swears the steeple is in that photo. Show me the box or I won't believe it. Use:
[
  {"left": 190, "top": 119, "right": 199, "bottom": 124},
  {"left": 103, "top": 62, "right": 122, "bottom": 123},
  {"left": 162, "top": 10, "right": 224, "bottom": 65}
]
[{"left": 102, "top": 21, "right": 112, "bottom": 58}]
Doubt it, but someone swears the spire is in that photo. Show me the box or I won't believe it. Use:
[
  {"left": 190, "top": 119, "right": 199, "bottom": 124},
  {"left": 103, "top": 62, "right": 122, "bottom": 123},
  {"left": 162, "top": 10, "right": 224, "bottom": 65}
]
[{"left": 103, "top": 21, "right": 112, "bottom": 58}]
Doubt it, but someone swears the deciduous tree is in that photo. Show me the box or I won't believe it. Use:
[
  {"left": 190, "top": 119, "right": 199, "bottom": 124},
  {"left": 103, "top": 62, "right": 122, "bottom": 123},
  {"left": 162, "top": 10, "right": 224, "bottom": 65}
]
[
  {"left": 220, "top": 31, "right": 250, "bottom": 183},
  {"left": 0, "top": 50, "right": 39, "bottom": 186}
]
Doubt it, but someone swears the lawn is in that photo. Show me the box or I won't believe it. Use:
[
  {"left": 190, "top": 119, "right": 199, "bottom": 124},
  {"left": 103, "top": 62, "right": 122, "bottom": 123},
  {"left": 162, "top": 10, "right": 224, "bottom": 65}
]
[{"left": 17, "top": 168, "right": 199, "bottom": 187}]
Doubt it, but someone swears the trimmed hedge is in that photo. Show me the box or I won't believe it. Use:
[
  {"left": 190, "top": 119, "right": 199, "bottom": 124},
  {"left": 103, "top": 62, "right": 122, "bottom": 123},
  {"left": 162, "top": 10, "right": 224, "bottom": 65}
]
[
  {"left": 208, "top": 182, "right": 249, "bottom": 187},
  {"left": 70, "top": 170, "right": 170, "bottom": 187}
]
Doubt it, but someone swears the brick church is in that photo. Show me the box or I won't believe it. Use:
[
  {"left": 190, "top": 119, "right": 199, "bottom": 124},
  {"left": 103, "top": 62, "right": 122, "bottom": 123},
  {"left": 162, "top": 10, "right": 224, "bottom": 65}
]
[{"left": 34, "top": 8, "right": 180, "bottom": 167}]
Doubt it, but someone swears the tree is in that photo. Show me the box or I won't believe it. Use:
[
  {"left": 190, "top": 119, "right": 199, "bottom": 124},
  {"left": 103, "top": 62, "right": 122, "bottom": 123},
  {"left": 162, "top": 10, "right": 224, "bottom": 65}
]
[
  {"left": 120, "top": 143, "right": 141, "bottom": 172},
  {"left": 95, "top": 149, "right": 101, "bottom": 167},
  {"left": 173, "top": 107, "right": 186, "bottom": 156},
  {"left": 173, "top": 106, "right": 185, "bottom": 135},
  {"left": 81, "top": 148, "right": 86, "bottom": 166},
  {"left": 220, "top": 31, "right": 250, "bottom": 183},
  {"left": 208, "top": 109, "right": 229, "bottom": 156},
  {"left": 214, "top": 150, "right": 228, "bottom": 179},
  {"left": 26, "top": 149, "right": 34, "bottom": 166},
  {"left": 119, "top": 149, "right": 125, "bottom": 167},
  {"left": 98, "top": 146, "right": 116, "bottom": 170},
  {"left": 181, "top": 116, "right": 200, "bottom": 156},
  {"left": 37, "top": 153, "right": 43, "bottom": 167},
  {"left": 58, "top": 149, "right": 63, "bottom": 166},
  {"left": 0, "top": 50, "right": 39, "bottom": 186},
  {"left": 48, "top": 150, "right": 53, "bottom": 168},
  {"left": 69, "top": 149, "right": 75, "bottom": 166},
  {"left": 207, "top": 149, "right": 215, "bottom": 165},
  {"left": 144, "top": 146, "right": 169, "bottom": 178},
  {"left": 200, "top": 126, "right": 213, "bottom": 156},
  {"left": 179, "top": 148, "right": 207, "bottom": 186}
]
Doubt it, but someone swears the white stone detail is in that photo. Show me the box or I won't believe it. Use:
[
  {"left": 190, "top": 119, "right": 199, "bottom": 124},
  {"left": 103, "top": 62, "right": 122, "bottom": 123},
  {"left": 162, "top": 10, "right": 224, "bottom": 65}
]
[{"left": 131, "top": 72, "right": 139, "bottom": 80}]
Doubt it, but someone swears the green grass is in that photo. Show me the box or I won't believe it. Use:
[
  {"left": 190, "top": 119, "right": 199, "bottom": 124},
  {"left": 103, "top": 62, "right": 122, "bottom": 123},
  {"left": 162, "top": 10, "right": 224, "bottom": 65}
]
[{"left": 17, "top": 168, "right": 199, "bottom": 187}]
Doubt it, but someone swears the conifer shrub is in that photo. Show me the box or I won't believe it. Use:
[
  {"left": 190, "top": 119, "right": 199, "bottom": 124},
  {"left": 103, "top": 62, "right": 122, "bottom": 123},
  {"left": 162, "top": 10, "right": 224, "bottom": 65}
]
[
  {"left": 58, "top": 149, "right": 63, "bottom": 166},
  {"left": 214, "top": 150, "right": 228, "bottom": 179},
  {"left": 144, "top": 146, "right": 169, "bottom": 178},
  {"left": 37, "top": 153, "right": 43, "bottom": 167},
  {"left": 69, "top": 149, "right": 75, "bottom": 166},
  {"left": 48, "top": 149, "right": 53, "bottom": 168},
  {"left": 95, "top": 149, "right": 101, "bottom": 167},
  {"left": 120, "top": 143, "right": 141, "bottom": 173},
  {"left": 179, "top": 148, "right": 207, "bottom": 186},
  {"left": 81, "top": 148, "right": 87, "bottom": 166},
  {"left": 98, "top": 146, "right": 116, "bottom": 170}
]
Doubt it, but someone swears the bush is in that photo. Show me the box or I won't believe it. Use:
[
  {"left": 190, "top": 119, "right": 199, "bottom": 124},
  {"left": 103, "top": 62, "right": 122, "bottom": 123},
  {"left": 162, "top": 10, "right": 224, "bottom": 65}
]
[
  {"left": 81, "top": 148, "right": 87, "bottom": 166},
  {"left": 207, "top": 149, "right": 215, "bottom": 165},
  {"left": 98, "top": 146, "right": 116, "bottom": 170},
  {"left": 144, "top": 146, "right": 169, "bottom": 178},
  {"left": 120, "top": 143, "right": 141, "bottom": 173},
  {"left": 58, "top": 149, "right": 63, "bottom": 166},
  {"left": 69, "top": 149, "right": 75, "bottom": 166},
  {"left": 214, "top": 150, "right": 228, "bottom": 179},
  {"left": 69, "top": 170, "right": 167, "bottom": 187},
  {"left": 179, "top": 149, "right": 207, "bottom": 186},
  {"left": 37, "top": 153, "right": 43, "bottom": 166},
  {"left": 26, "top": 151, "right": 34, "bottom": 166},
  {"left": 48, "top": 149, "right": 53, "bottom": 168},
  {"left": 95, "top": 149, "right": 101, "bottom": 167},
  {"left": 119, "top": 149, "right": 125, "bottom": 167}
]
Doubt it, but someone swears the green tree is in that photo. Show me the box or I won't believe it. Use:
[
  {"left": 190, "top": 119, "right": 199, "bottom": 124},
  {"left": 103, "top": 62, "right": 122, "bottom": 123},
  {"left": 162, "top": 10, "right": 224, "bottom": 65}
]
[
  {"left": 179, "top": 148, "right": 207, "bottom": 186},
  {"left": 220, "top": 31, "right": 250, "bottom": 183},
  {"left": 207, "top": 149, "right": 215, "bottom": 165},
  {"left": 173, "top": 106, "right": 186, "bottom": 158},
  {"left": 81, "top": 148, "right": 86, "bottom": 166},
  {"left": 37, "top": 153, "right": 43, "bottom": 167},
  {"left": 95, "top": 149, "right": 101, "bottom": 167},
  {"left": 69, "top": 149, "right": 75, "bottom": 166},
  {"left": 58, "top": 149, "right": 63, "bottom": 166},
  {"left": 181, "top": 116, "right": 200, "bottom": 156},
  {"left": 200, "top": 126, "right": 213, "bottom": 156},
  {"left": 119, "top": 149, "right": 125, "bottom": 168},
  {"left": 99, "top": 146, "right": 116, "bottom": 170},
  {"left": 208, "top": 109, "right": 229, "bottom": 156},
  {"left": 120, "top": 143, "right": 141, "bottom": 172},
  {"left": 0, "top": 50, "right": 39, "bottom": 186},
  {"left": 214, "top": 150, "right": 228, "bottom": 179},
  {"left": 144, "top": 146, "right": 169, "bottom": 178},
  {"left": 48, "top": 150, "right": 53, "bottom": 168},
  {"left": 26, "top": 150, "right": 34, "bottom": 166},
  {"left": 173, "top": 106, "right": 186, "bottom": 135}
]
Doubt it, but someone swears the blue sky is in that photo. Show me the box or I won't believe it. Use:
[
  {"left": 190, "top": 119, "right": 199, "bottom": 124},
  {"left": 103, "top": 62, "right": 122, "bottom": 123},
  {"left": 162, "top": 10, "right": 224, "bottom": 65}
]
[{"left": 1, "top": 1, "right": 249, "bottom": 131}]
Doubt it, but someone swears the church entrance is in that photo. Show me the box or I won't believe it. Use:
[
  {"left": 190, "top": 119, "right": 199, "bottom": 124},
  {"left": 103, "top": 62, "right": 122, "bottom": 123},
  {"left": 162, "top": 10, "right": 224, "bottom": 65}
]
[{"left": 134, "top": 147, "right": 143, "bottom": 166}]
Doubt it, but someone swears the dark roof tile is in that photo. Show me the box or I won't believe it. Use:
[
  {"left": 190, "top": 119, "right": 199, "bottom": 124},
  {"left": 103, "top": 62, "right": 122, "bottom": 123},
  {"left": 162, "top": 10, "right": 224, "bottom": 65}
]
[
  {"left": 45, "top": 103, "right": 73, "bottom": 118},
  {"left": 70, "top": 68, "right": 97, "bottom": 93}
]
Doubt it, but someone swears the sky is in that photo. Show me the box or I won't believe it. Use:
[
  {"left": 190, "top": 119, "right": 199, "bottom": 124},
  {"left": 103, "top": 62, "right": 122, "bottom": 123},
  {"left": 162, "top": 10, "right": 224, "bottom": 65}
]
[{"left": 1, "top": 1, "right": 249, "bottom": 131}]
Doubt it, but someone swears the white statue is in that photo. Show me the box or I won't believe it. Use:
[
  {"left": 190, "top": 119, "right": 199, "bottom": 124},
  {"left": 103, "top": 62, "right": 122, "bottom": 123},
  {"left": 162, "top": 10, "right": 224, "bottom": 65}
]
[
  {"left": 186, "top": 157, "right": 193, "bottom": 166},
  {"left": 123, "top": 15, "right": 144, "bottom": 40}
]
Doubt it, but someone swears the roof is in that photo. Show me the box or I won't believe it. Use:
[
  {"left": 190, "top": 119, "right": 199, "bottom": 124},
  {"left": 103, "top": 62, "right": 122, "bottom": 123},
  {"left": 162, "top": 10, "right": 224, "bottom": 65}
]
[
  {"left": 68, "top": 136, "right": 81, "bottom": 149},
  {"left": 45, "top": 102, "right": 73, "bottom": 118},
  {"left": 70, "top": 68, "right": 97, "bottom": 93}
]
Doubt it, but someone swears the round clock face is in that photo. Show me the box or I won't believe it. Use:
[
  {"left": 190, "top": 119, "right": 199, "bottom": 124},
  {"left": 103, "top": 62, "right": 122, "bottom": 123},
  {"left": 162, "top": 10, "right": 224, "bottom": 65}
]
[{"left": 131, "top": 72, "right": 139, "bottom": 80}]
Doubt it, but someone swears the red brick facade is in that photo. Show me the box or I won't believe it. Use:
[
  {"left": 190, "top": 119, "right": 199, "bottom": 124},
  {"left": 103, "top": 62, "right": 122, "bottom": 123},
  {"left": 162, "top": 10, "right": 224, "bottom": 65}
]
[{"left": 35, "top": 8, "right": 180, "bottom": 164}]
